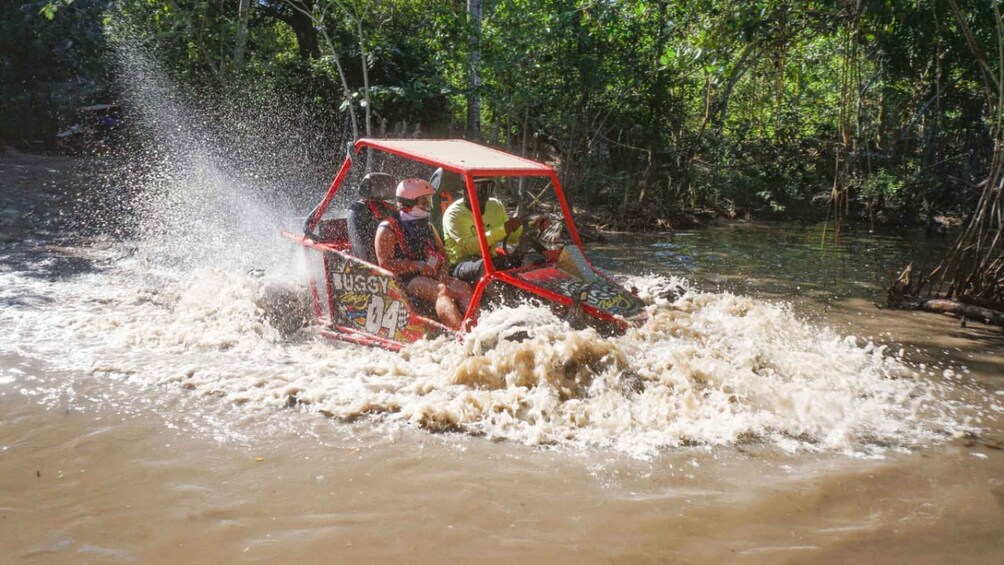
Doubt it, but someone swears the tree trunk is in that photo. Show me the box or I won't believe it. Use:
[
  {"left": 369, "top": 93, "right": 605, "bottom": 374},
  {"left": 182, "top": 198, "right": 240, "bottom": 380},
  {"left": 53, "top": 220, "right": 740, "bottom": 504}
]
[
  {"left": 829, "top": 4, "right": 861, "bottom": 241},
  {"left": 354, "top": 14, "right": 372, "bottom": 139},
  {"left": 234, "top": 0, "right": 252, "bottom": 70},
  {"left": 518, "top": 103, "right": 529, "bottom": 195},
  {"left": 285, "top": 0, "right": 359, "bottom": 139},
  {"left": 911, "top": 299, "right": 1004, "bottom": 327},
  {"left": 331, "top": 0, "right": 373, "bottom": 166},
  {"left": 328, "top": 0, "right": 372, "bottom": 139},
  {"left": 709, "top": 43, "right": 757, "bottom": 132},
  {"left": 285, "top": 1, "right": 320, "bottom": 60},
  {"left": 467, "top": 0, "right": 482, "bottom": 139},
  {"left": 924, "top": 1, "right": 1004, "bottom": 305},
  {"left": 637, "top": 143, "right": 656, "bottom": 211},
  {"left": 887, "top": 267, "right": 1004, "bottom": 326}
]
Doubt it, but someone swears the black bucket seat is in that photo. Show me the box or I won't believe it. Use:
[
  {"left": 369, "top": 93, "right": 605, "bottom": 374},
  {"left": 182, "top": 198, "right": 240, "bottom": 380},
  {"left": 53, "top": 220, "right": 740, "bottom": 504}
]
[{"left": 347, "top": 172, "right": 396, "bottom": 263}]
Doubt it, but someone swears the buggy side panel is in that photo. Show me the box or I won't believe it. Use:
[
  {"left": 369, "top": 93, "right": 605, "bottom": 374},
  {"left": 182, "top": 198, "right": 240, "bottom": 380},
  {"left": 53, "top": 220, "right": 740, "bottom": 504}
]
[
  {"left": 282, "top": 230, "right": 451, "bottom": 349},
  {"left": 323, "top": 250, "right": 439, "bottom": 343},
  {"left": 516, "top": 267, "right": 646, "bottom": 318}
]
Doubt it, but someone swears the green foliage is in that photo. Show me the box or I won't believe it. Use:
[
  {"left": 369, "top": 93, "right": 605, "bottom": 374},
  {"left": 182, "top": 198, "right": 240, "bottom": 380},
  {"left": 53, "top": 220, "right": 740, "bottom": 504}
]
[
  {"left": 0, "top": 0, "right": 111, "bottom": 147},
  {"left": 39, "top": 0, "right": 75, "bottom": 21},
  {"left": 857, "top": 169, "right": 906, "bottom": 207},
  {"left": 2, "top": 0, "right": 1000, "bottom": 228}
]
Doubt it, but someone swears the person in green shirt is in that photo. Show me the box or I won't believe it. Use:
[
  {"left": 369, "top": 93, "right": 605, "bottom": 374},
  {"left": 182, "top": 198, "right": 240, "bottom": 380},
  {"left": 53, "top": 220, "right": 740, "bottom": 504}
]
[{"left": 442, "top": 178, "right": 546, "bottom": 283}]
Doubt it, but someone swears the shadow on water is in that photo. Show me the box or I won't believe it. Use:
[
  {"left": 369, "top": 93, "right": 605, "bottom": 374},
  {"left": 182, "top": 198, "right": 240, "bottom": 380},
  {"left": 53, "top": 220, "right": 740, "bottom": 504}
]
[{"left": 1, "top": 150, "right": 130, "bottom": 283}]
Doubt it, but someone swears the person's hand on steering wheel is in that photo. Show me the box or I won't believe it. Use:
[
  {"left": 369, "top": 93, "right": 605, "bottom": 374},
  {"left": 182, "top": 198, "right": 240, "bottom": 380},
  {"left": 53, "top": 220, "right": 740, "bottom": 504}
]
[
  {"left": 504, "top": 214, "right": 550, "bottom": 261},
  {"left": 504, "top": 217, "right": 522, "bottom": 234}
]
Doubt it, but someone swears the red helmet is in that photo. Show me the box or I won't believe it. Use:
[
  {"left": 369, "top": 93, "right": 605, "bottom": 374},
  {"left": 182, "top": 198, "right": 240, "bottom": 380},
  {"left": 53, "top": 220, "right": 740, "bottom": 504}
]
[{"left": 396, "top": 178, "right": 435, "bottom": 200}]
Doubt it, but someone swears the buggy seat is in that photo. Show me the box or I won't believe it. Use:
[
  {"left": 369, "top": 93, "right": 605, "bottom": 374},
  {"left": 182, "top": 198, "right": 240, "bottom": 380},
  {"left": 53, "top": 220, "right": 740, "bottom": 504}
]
[{"left": 347, "top": 172, "right": 396, "bottom": 263}]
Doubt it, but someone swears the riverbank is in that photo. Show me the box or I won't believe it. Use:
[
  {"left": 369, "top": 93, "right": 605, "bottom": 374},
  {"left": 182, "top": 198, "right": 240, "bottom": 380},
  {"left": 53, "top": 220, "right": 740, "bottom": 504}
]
[{"left": 5, "top": 149, "right": 967, "bottom": 238}]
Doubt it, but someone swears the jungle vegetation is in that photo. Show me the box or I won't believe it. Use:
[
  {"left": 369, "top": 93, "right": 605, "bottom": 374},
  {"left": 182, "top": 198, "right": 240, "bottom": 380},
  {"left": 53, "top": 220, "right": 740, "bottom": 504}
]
[{"left": 2, "top": 1, "right": 1002, "bottom": 308}]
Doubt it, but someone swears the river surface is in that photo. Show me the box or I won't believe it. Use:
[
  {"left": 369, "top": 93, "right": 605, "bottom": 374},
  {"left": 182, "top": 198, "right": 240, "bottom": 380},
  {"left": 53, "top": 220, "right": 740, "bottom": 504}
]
[{"left": 2, "top": 151, "right": 1003, "bottom": 564}]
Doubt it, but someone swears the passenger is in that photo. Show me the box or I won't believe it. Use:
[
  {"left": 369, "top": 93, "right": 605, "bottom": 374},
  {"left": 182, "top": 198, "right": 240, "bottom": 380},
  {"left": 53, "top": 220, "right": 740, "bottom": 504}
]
[
  {"left": 375, "top": 179, "right": 473, "bottom": 330},
  {"left": 442, "top": 178, "right": 548, "bottom": 283}
]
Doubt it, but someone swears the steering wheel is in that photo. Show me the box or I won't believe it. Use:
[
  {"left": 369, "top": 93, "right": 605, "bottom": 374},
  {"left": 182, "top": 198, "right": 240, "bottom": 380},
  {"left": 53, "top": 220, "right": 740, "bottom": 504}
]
[{"left": 502, "top": 216, "right": 547, "bottom": 265}]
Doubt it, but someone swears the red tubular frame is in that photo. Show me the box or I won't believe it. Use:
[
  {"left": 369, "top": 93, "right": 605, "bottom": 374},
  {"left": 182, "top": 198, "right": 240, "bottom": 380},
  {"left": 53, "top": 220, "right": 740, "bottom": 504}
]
[
  {"left": 321, "top": 326, "right": 405, "bottom": 351},
  {"left": 304, "top": 153, "right": 354, "bottom": 235},
  {"left": 465, "top": 175, "right": 495, "bottom": 278}
]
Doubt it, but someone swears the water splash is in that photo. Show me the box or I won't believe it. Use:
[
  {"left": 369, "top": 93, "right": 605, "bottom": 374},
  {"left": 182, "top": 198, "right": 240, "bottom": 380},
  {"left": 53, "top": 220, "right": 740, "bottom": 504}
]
[
  {"left": 108, "top": 39, "right": 345, "bottom": 273},
  {"left": 1, "top": 259, "right": 984, "bottom": 459},
  {"left": 344, "top": 285, "right": 978, "bottom": 457}
]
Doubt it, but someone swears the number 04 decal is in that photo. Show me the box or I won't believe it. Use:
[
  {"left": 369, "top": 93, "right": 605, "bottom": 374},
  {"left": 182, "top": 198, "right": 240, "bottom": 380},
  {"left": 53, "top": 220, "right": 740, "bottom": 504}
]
[{"left": 364, "top": 296, "right": 404, "bottom": 335}]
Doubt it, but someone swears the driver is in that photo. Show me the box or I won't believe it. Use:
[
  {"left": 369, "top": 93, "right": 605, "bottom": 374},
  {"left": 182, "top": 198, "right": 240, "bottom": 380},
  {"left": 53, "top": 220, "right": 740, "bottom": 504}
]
[
  {"left": 375, "top": 179, "right": 472, "bottom": 330},
  {"left": 442, "top": 178, "right": 547, "bottom": 283}
]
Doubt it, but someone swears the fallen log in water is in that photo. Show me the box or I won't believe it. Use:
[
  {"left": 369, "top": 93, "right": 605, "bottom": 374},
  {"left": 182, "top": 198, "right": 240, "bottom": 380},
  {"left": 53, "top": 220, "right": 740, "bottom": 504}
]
[{"left": 910, "top": 298, "right": 1004, "bottom": 327}]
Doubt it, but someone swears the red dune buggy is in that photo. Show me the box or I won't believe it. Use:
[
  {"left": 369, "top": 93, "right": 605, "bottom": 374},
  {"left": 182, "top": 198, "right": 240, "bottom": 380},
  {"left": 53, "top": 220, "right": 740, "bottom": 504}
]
[{"left": 283, "top": 138, "right": 646, "bottom": 350}]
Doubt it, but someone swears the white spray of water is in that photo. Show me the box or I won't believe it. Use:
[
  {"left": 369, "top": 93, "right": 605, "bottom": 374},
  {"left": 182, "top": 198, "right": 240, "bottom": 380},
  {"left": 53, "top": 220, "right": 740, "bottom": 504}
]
[{"left": 111, "top": 43, "right": 336, "bottom": 273}]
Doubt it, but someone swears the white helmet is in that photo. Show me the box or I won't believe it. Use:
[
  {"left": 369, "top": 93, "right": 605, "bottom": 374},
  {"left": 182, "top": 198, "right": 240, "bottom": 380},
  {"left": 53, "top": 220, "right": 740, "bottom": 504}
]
[{"left": 396, "top": 178, "right": 435, "bottom": 200}]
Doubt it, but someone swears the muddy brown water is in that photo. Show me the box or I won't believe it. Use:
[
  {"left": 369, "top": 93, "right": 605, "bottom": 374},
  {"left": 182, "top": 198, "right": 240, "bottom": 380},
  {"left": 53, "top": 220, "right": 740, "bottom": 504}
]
[{"left": 1, "top": 152, "right": 1002, "bottom": 563}]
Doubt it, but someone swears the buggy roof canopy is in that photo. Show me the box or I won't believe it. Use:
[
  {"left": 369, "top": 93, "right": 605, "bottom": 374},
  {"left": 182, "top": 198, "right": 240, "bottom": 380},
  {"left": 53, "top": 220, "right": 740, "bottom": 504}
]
[{"left": 355, "top": 138, "right": 554, "bottom": 177}]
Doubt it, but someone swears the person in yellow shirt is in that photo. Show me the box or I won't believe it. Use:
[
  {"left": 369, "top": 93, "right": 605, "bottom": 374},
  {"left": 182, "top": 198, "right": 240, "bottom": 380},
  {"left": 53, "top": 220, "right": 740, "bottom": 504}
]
[{"left": 442, "top": 178, "right": 546, "bottom": 283}]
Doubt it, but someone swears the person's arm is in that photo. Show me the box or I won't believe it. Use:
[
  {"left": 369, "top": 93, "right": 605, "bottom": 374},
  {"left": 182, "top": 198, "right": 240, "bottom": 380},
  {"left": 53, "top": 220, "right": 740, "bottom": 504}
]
[
  {"left": 529, "top": 214, "right": 550, "bottom": 232},
  {"left": 484, "top": 226, "right": 510, "bottom": 249},
  {"left": 485, "top": 200, "right": 522, "bottom": 247},
  {"left": 430, "top": 227, "right": 450, "bottom": 280},
  {"left": 444, "top": 200, "right": 522, "bottom": 259},
  {"left": 375, "top": 224, "right": 430, "bottom": 276}
]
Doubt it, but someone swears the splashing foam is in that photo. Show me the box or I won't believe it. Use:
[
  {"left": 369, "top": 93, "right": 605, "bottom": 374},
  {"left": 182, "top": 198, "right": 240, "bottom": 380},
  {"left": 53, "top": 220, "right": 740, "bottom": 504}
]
[
  {"left": 334, "top": 284, "right": 972, "bottom": 458},
  {"left": 1, "top": 252, "right": 982, "bottom": 459}
]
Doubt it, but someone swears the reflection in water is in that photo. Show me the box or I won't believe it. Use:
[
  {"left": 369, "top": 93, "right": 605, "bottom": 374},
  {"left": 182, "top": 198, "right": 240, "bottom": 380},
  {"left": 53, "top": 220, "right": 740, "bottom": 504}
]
[{"left": 590, "top": 224, "right": 952, "bottom": 302}]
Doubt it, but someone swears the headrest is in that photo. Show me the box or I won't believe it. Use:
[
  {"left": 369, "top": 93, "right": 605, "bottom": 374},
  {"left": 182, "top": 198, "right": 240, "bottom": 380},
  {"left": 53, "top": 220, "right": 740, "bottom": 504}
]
[
  {"left": 359, "top": 172, "right": 395, "bottom": 200},
  {"left": 430, "top": 167, "right": 464, "bottom": 196}
]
